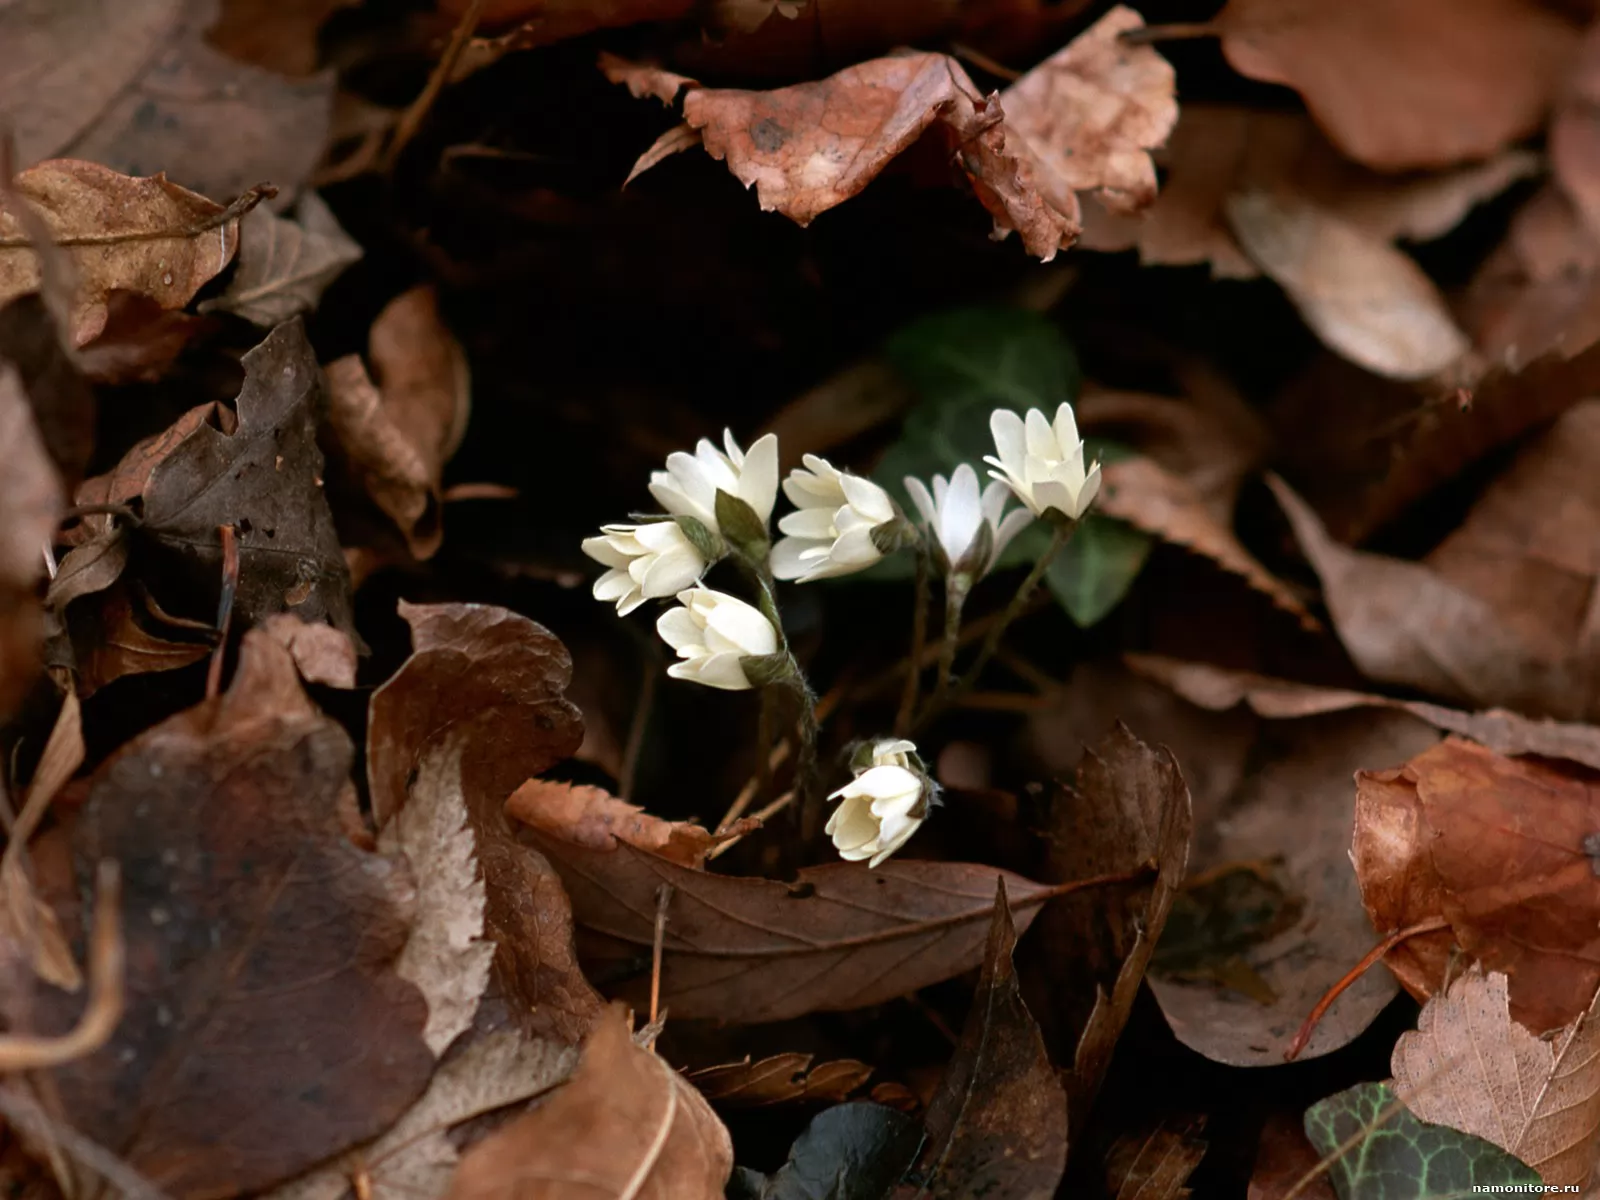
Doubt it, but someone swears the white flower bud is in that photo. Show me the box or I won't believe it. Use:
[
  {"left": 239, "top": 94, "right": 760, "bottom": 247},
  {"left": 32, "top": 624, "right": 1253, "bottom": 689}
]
[
  {"left": 904, "top": 463, "right": 1032, "bottom": 579},
  {"left": 649, "top": 430, "right": 779, "bottom": 535},
  {"left": 826, "top": 738, "right": 931, "bottom": 868},
  {"left": 656, "top": 587, "right": 781, "bottom": 691},
  {"left": 582, "top": 521, "right": 707, "bottom": 615},
  {"left": 771, "top": 455, "right": 898, "bottom": 582},
  {"left": 984, "top": 402, "right": 1101, "bottom": 521}
]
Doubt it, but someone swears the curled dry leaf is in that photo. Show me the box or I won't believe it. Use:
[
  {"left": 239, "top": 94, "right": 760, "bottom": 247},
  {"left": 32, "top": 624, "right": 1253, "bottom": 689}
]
[
  {"left": 896, "top": 878, "right": 1068, "bottom": 1200},
  {"left": 369, "top": 601, "right": 601, "bottom": 1044},
  {"left": 1225, "top": 190, "right": 1469, "bottom": 380},
  {"left": 688, "top": 1053, "right": 873, "bottom": 1108},
  {"left": 324, "top": 287, "right": 471, "bottom": 560},
  {"left": 0, "top": 159, "right": 240, "bottom": 348},
  {"left": 1354, "top": 737, "right": 1600, "bottom": 1034},
  {"left": 260, "top": 612, "right": 357, "bottom": 688},
  {"left": 507, "top": 779, "right": 751, "bottom": 868},
  {"left": 1391, "top": 966, "right": 1600, "bottom": 1191},
  {"left": 1209, "top": 0, "right": 1577, "bottom": 170},
  {"left": 447, "top": 1005, "right": 732, "bottom": 1200},
  {"left": 202, "top": 192, "right": 362, "bottom": 327},
  {"left": 1097, "top": 456, "right": 1313, "bottom": 627},
  {"left": 0, "top": 628, "right": 433, "bottom": 1198},
  {"left": 1000, "top": 5, "right": 1177, "bottom": 216}
]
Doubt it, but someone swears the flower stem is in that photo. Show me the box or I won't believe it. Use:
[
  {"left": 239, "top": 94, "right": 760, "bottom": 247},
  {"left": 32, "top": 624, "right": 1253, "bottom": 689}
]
[
  {"left": 894, "top": 545, "right": 932, "bottom": 736},
  {"left": 915, "top": 520, "right": 1074, "bottom": 731},
  {"left": 936, "top": 572, "right": 972, "bottom": 695}
]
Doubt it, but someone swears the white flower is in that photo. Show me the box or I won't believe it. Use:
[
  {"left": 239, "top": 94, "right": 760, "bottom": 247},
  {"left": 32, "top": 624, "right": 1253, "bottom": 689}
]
[
  {"left": 649, "top": 429, "right": 780, "bottom": 534},
  {"left": 904, "top": 463, "right": 1032, "bottom": 578},
  {"left": 984, "top": 402, "right": 1101, "bottom": 521},
  {"left": 656, "top": 586, "right": 780, "bottom": 690},
  {"left": 826, "top": 738, "right": 930, "bottom": 867},
  {"left": 771, "top": 455, "right": 898, "bottom": 582},
  {"left": 582, "top": 522, "right": 707, "bottom": 616}
]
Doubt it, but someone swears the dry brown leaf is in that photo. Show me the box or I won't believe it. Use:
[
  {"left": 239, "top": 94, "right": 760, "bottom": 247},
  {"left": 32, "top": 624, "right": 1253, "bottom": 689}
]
[
  {"left": 62, "top": 582, "right": 214, "bottom": 697},
  {"left": 448, "top": 1005, "right": 731, "bottom": 1200},
  {"left": 1097, "top": 457, "right": 1312, "bottom": 627},
  {"left": 506, "top": 779, "right": 746, "bottom": 868},
  {"left": 1225, "top": 190, "right": 1469, "bottom": 380},
  {"left": 260, "top": 612, "right": 357, "bottom": 688},
  {"left": 0, "top": 160, "right": 240, "bottom": 348},
  {"left": 1001, "top": 5, "right": 1176, "bottom": 216},
  {"left": 1354, "top": 738, "right": 1600, "bottom": 1035},
  {"left": 0, "top": 365, "right": 61, "bottom": 717},
  {"left": 688, "top": 1053, "right": 872, "bottom": 1108},
  {"left": 268, "top": 1030, "right": 578, "bottom": 1200},
  {"left": 204, "top": 0, "right": 357, "bottom": 75},
  {"left": 1392, "top": 967, "right": 1600, "bottom": 1190},
  {"left": 597, "top": 50, "right": 698, "bottom": 105},
  {"left": 202, "top": 192, "right": 362, "bottom": 327},
  {"left": 1554, "top": 23, "right": 1600, "bottom": 243},
  {"left": 1248, "top": 1112, "right": 1336, "bottom": 1200},
  {"left": 1105, "top": 1119, "right": 1207, "bottom": 1200},
  {"left": 1210, "top": 0, "right": 1577, "bottom": 170},
  {"left": 379, "top": 745, "right": 496, "bottom": 1058}
]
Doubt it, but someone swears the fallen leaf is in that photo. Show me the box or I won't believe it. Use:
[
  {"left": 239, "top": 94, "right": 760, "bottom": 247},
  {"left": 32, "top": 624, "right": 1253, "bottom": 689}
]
[
  {"left": 731, "top": 1102, "right": 919, "bottom": 1200},
  {"left": 507, "top": 779, "right": 748, "bottom": 868},
  {"left": 1032, "top": 724, "right": 1191, "bottom": 1126},
  {"left": 62, "top": 581, "right": 214, "bottom": 697},
  {"left": 0, "top": 293, "right": 96, "bottom": 488},
  {"left": 73, "top": 291, "right": 211, "bottom": 385},
  {"left": 688, "top": 1053, "right": 873, "bottom": 1108},
  {"left": 1097, "top": 457, "right": 1313, "bottom": 627},
  {"left": 324, "top": 287, "right": 470, "bottom": 560},
  {"left": 1391, "top": 967, "right": 1600, "bottom": 1190},
  {"left": 442, "top": 0, "right": 696, "bottom": 47},
  {"left": 1, "top": 628, "right": 432, "bottom": 1198},
  {"left": 0, "top": 364, "right": 62, "bottom": 717},
  {"left": 1209, "top": 0, "right": 1577, "bottom": 170},
  {"left": 447, "top": 1005, "right": 732, "bottom": 1200},
  {"left": 597, "top": 50, "right": 699, "bottom": 106},
  {"left": 896, "top": 878, "right": 1068, "bottom": 1199},
  {"left": 0, "top": 159, "right": 241, "bottom": 348},
  {"left": 1353, "top": 738, "right": 1600, "bottom": 1034},
  {"left": 369, "top": 602, "right": 601, "bottom": 1044},
  {"left": 1147, "top": 709, "right": 1432, "bottom": 1065},
  {"left": 260, "top": 612, "right": 356, "bottom": 688},
  {"left": 1225, "top": 190, "right": 1469, "bottom": 380},
  {"left": 204, "top": 0, "right": 357, "bottom": 75},
  {"left": 1304, "top": 1081, "right": 1542, "bottom": 1198},
  {"left": 1125, "top": 654, "right": 1600, "bottom": 773},
  {"left": 1105, "top": 1119, "right": 1207, "bottom": 1200},
  {"left": 1248, "top": 1112, "right": 1335, "bottom": 1200},
  {"left": 267, "top": 1029, "right": 578, "bottom": 1200},
  {"left": 1000, "top": 5, "right": 1175, "bottom": 216},
  {"left": 521, "top": 811, "right": 1069, "bottom": 1021},
  {"left": 379, "top": 744, "right": 496, "bottom": 1057},
  {"left": 202, "top": 192, "right": 362, "bottom": 327}
]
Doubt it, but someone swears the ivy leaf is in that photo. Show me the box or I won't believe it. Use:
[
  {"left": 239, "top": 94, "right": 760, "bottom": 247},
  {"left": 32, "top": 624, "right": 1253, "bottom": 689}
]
[
  {"left": 1047, "top": 517, "right": 1153, "bottom": 627},
  {"left": 1303, "top": 1081, "right": 1542, "bottom": 1200}
]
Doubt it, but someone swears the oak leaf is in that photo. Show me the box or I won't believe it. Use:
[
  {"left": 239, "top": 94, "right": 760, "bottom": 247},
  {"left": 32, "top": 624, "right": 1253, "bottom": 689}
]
[
  {"left": 1392, "top": 967, "right": 1600, "bottom": 1190},
  {"left": 447, "top": 1005, "right": 731, "bottom": 1200}
]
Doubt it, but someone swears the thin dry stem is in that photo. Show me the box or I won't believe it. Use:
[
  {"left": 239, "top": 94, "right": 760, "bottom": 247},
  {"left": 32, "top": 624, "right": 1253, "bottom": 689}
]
[
  {"left": 382, "top": 0, "right": 487, "bottom": 174},
  {"left": 649, "top": 882, "right": 674, "bottom": 1029}
]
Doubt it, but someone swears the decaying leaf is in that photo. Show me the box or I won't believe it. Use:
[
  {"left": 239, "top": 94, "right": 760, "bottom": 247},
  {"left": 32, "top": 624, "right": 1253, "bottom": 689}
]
[
  {"left": 1209, "top": 0, "right": 1577, "bottom": 170},
  {"left": 260, "top": 611, "right": 356, "bottom": 689},
  {"left": 202, "top": 192, "right": 362, "bottom": 327},
  {"left": 0, "top": 159, "right": 241, "bottom": 348},
  {"left": 1248, "top": 1112, "right": 1335, "bottom": 1200},
  {"left": 507, "top": 778, "right": 750, "bottom": 868},
  {"left": 688, "top": 1053, "right": 873, "bottom": 1108},
  {"left": 1104, "top": 1119, "right": 1207, "bottom": 1200},
  {"left": 1225, "top": 190, "right": 1470, "bottom": 380},
  {"left": 369, "top": 602, "right": 601, "bottom": 1044},
  {"left": 1000, "top": 5, "right": 1176, "bottom": 216},
  {"left": 448, "top": 1005, "right": 732, "bottom": 1200},
  {"left": 0, "top": 628, "right": 432, "bottom": 1198},
  {"left": 898, "top": 878, "right": 1068, "bottom": 1199},
  {"left": 1391, "top": 967, "right": 1600, "bottom": 1190},
  {"left": 0, "top": 364, "right": 63, "bottom": 716},
  {"left": 1354, "top": 737, "right": 1600, "bottom": 1034}
]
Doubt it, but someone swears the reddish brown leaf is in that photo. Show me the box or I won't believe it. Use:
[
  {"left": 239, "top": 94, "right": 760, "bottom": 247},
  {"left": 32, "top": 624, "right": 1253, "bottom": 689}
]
[
  {"left": 204, "top": 0, "right": 357, "bottom": 76},
  {"left": 64, "top": 582, "right": 213, "bottom": 697},
  {"left": 688, "top": 1053, "right": 873, "bottom": 1108},
  {"left": 447, "top": 1005, "right": 732, "bottom": 1200},
  {"left": 1553, "top": 22, "right": 1600, "bottom": 242},
  {"left": 1354, "top": 737, "right": 1600, "bottom": 1033},
  {"left": 507, "top": 779, "right": 751, "bottom": 869},
  {"left": 369, "top": 601, "right": 600, "bottom": 1044},
  {"left": 1210, "top": 0, "right": 1577, "bottom": 170},
  {"left": 1104, "top": 1119, "right": 1208, "bottom": 1200},
  {"left": 0, "top": 628, "right": 432, "bottom": 1199},
  {"left": 1248, "top": 1112, "right": 1336, "bottom": 1200},
  {"left": 0, "top": 364, "right": 62, "bottom": 716},
  {"left": 597, "top": 50, "right": 698, "bottom": 105},
  {"left": 260, "top": 612, "right": 356, "bottom": 688},
  {"left": 895, "top": 878, "right": 1068, "bottom": 1200}
]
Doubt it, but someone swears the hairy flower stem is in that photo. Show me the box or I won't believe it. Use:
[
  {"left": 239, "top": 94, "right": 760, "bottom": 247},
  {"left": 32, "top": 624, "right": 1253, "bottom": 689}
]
[
  {"left": 935, "top": 572, "right": 972, "bottom": 696},
  {"left": 915, "top": 520, "right": 1074, "bottom": 732},
  {"left": 894, "top": 545, "right": 932, "bottom": 736}
]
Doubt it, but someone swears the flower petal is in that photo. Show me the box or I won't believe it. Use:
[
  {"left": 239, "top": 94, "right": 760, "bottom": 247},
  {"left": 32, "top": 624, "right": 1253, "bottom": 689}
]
[
  {"left": 904, "top": 476, "right": 938, "bottom": 528},
  {"left": 704, "top": 596, "right": 779, "bottom": 655},
  {"left": 738, "top": 433, "right": 780, "bottom": 523},
  {"left": 770, "top": 536, "right": 816, "bottom": 580},
  {"left": 1024, "top": 407, "right": 1056, "bottom": 459},
  {"left": 839, "top": 473, "right": 895, "bottom": 523},
  {"left": 989, "top": 408, "right": 1026, "bottom": 475},
  {"left": 655, "top": 606, "right": 704, "bottom": 653},
  {"left": 938, "top": 464, "right": 983, "bottom": 562},
  {"left": 581, "top": 535, "right": 632, "bottom": 569},
  {"left": 1052, "top": 401, "right": 1080, "bottom": 452},
  {"left": 778, "top": 507, "right": 839, "bottom": 539}
]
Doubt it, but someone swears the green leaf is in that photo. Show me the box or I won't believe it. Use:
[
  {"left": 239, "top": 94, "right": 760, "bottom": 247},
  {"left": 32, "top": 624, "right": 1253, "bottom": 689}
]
[
  {"left": 715, "top": 488, "right": 770, "bottom": 561},
  {"left": 728, "top": 1102, "right": 922, "bottom": 1200},
  {"left": 1047, "top": 517, "right": 1152, "bottom": 627},
  {"left": 1303, "top": 1082, "right": 1543, "bottom": 1200}
]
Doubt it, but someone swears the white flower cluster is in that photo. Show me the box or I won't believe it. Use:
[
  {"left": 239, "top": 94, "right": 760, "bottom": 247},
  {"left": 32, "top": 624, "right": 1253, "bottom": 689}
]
[{"left": 578, "top": 401, "right": 1098, "bottom": 868}]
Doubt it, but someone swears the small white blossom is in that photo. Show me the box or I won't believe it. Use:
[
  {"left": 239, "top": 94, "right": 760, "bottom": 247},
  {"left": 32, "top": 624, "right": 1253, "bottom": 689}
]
[
  {"left": 826, "top": 738, "right": 930, "bottom": 867},
  {"left": 904, "top": 463, "right": 1032, "bottom": 578},
  {"left": 656, "top": 587, "right": 780, "bottom": 691},
  {"left": 771, "top": 455, "right": 898, "bottom": 582},
  {"left": 649, "top": 429, "right": 779, "bottom": 534},
  {"left": 984, "top": 402, "right": 1101, "bottom": 521},
  {"left": 582, "top": 522, "right": 706, "bottom": 615}
]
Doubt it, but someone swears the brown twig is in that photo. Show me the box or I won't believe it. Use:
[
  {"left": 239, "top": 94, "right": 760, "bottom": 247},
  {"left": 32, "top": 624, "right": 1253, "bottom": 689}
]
[
  {"left": 1284, "top": 915, "right": 1452, "bottom": 1061},
  {"left": 714, "top": 678, "right": 847, "bottom": 834},
  {"left": 381, "top": 0, "right": 487, "bottom": 175},
  {"left": 706, "top": 789, "right": 798, "bottom": 862},
  {"left": 0, "top": 861, "right": 125, "bottom": 1071},
  {"left": 649, "top": 882, "right": 674, "bottom": 1028},
  {"left": 1118, "top": 22, "right": 1219, "bottom": 44},
  {"left": 205, "top": 524, "right": 241, "bottom": 700}
]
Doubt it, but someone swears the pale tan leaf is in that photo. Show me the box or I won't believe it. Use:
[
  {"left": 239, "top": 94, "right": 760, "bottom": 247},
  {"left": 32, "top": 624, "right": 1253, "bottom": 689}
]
[
  {"left": 1392, "top": 967, "right": 1600, "bottom": 1190},
  {"left": 597, "top": 52, "right": 698, "bottom": 106},
  {"left": 202, "top": 192, "right": 362, "bottom": 327},
  {"left": 379, "top": 744, "right": 495, "bottom": 1058},
  {"left": 1225, "top": 190, "right": 1469, "bottom": 379}
]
